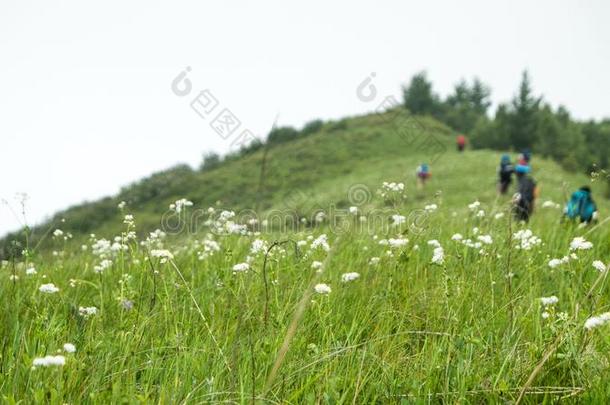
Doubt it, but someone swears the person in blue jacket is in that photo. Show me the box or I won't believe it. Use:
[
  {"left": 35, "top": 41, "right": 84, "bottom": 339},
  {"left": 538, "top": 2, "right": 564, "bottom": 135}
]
[{"left": 565, "top": 186, "right": 598, "bottom": 223}]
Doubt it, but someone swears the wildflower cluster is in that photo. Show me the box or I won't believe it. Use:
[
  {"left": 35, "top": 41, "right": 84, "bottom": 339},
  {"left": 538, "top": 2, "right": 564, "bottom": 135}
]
[
  {"left": 569, "top": 236, "right": 593, "bottom": 251},
  {"left": 210, "top": 210, "right": 248, "bottom": 235},
  {"left": 195, "top": 236, "right": 221, "bottom": 261},
  {"left": 585, "top": 313, "right": 610, "bottom": 330},
  {"left": 169, "top": 198, "right": 193, "bottom": 213},
  {"left": 513, "top": 229, "right": 542, "bottom": 250},
  {"left": 377, "top": 181, "right": 406, "bottom": 204}
]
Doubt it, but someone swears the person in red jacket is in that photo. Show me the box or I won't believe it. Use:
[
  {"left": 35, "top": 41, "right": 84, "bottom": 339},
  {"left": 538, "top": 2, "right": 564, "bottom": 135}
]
[{"left": 456, "top": 134, "right": 466, "bottom": 152}]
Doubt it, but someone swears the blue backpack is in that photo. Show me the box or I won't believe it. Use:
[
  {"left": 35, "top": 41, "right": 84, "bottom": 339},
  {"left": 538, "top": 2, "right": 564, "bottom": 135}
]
[{"left": 566, "top": 190, "right": 596, "bottom": 222}]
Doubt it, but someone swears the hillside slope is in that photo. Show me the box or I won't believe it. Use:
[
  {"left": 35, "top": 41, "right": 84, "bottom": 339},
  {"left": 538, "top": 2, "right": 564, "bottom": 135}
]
[
  {"left": 1, "top": 109, "right": 606, "bottom": 258},
  {"left": 5, "top": 110, "right": 610, "bottom": 402}
]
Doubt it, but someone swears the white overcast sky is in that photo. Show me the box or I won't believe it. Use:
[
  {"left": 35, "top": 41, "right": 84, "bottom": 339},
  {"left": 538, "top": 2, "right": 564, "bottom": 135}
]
[{"left": 1, "top": 0, "right": 609, "bottom": 236}]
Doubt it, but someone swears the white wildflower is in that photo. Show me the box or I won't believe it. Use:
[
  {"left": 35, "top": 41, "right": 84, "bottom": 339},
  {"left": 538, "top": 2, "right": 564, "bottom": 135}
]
[
  {"left": 110, "top": 241, "right": 128, "bottom": 252},
  {"left": 477, "top": 235, "right": 493, "bottom": 245},
  {"left": 593, "top": 260, "right": 607, "bottom": 273},
  {"left": 250, "top": 239, "right": 268, "bottom": 255},
  {"left": 170, "top": 198, "right": 193, "bottom": 213},
  {"left": 585, "top": 312, "right": 610, "bottom": 330},
  {"left": 424, "top": 204, "right": 438, "bottom": 212},
  {"left": 314, "top": 283, "right": 331, "bottom": 294},
  {"left": 431, "top": 246, "right": 444, "bottom": 265},
  {"left": 142, "top": 229, "right": 167, "bottom": 249},
  {"left": 315, "top": 211, "right": 326, "bottom": 223},
  {"left": 219, "top": 210, "right": 235, "bottom": 221},
  {"left": 311, "top": 261, "right": 324, "bottom": 270},
  {"left": 123, "top": 214, "right": 135, "bottom": 227},
  {"left": 513, "top": 229, "right": 542, "bottom": 250},
  {"left": 150, "top": 249, "right": 174, "bottom": 264},
  {"left": 33, "top": 355, "right": 65, "bottom": 368},
  {"left": 451, "top": 233, "right": 463, "bottom": 241},
  {"left": 78, "top": 306, "right": 98, "bottom": 318},
  {"left": 310, "top": 234, "right": 330, "bottom": 252},
  {"left": 427, "top": 239, "right": 441, "bottom": 248},
  {"left": 341, "top": 272, "right": 360, "bottom": 282},
  {"left": 391, "top": 214, "right": 406, "bottom": 226},
  {"left": 91, "top": 238, "right": 112, "bottom": 258},
  {"left": 197, "top": 238, "right": 221, "bottom": 260},
  {"left": 226, "top": 222, "right": 247, "bottom": 235},
  {"left": 540, "top": 296, "right": 559, "bottom": 306},
  {"left": 468, "top": 201, "right": 481, "bottom": 211},
  {"left": 39, "top": 283, "right": 59, "bottom": 294},
  {"left": 387, "top": 238, "right": 408, "bottom": 249},
  {"left": 63, "top": 343, "right": 76, "bottom": 353},
  {"left": 94, "top": 259, "right": 113, "bottom": 273},
  {"left": 570, "top": 237, "right": 593, "bottom": 251},
  {"left": 232, "top": 262, "right": 250, "bottom": 272},
  {"left": 378, "top": 181, "right": 406, "bottom": 200}
]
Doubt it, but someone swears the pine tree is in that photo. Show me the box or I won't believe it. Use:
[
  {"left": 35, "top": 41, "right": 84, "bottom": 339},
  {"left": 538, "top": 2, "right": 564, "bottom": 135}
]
[
  {"left": 509, "top": 70, "right": 541, "bottom": 149},
  {"left": 443, "top": 78, "right": 491, "bottom": 133},
  {"left": 402, "top": 72, "right": 441, "bottom": 116},
  {"left": 470, "top": 78, "right": 491, "bottom": 116}
]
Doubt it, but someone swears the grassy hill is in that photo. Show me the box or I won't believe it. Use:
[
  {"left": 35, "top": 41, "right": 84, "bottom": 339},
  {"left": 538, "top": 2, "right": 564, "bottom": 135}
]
[
  {"left": 1, "top": 109, "right": 606, "bottom": 258},
  {"left": 3, "top": 109, "right": 610, "bottom": 402}
]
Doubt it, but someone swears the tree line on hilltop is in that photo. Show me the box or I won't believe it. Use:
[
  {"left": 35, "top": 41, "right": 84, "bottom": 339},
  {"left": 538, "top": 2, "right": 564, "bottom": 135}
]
[{"left": 402, "top": 70, "right": 610, "bottom": 192}]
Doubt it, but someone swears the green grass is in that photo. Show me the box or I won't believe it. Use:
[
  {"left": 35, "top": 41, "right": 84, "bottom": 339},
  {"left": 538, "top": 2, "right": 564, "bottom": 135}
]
[{"left": 2, "top": 110, "right": 610, "bottom": 402}]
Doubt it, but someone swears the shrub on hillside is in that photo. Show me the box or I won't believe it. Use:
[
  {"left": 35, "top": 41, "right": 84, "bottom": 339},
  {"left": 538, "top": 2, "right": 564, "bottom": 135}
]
[
  {"left": 301, "top": 119, "right": 324, "bottom": 136},
  {"left": 200, "top": 152, "right": 222, "bottom": 171},
  {"left": 267, "top": 126, "right": 299, "bottom": 144},
  {"left": 328, "top": 119, "right": 348, "bottom": 132},
  {"left": 120, "top": 164, "right": 195, "bottom": 203}
]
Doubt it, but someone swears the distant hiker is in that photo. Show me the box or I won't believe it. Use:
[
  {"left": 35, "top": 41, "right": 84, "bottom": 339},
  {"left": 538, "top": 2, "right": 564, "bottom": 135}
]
[
  {"left": 416, "top": 163, "right": 431, "bottom": 188},
  {"left": 517, "top": 149, "right": 531, "bottom": 166},
  {"left": 497, "top": 154, "right": 514, "bottom": 195},
  {"left": 564, "top": 186, "right": 598, "bottom": 223},
  {"left": 512, "top": 164, "right": 538, "bottom": 222},
  {"left": 456, "top": 135, "right": 466, "bottom": 152}
]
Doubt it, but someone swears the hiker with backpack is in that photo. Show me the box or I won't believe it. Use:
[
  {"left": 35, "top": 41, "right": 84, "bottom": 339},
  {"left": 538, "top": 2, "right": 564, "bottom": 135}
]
[
  {"left": 564, "top": 186, "right": 598, "bottom": 223},
  {"left": 456, "top": 135, "right": 466, "bottom": 152},
  {"left": 497, "top": 154, "right": 514, "bottom": 195},
  {"left": 416, "top": 163, "right": 431, "bottom": 189},
  {"left": 516, "top": 149, "right": 532, "bottom": 166},
  {"left": 512, "top": 164, "right": 538, "bottom": 222}
]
